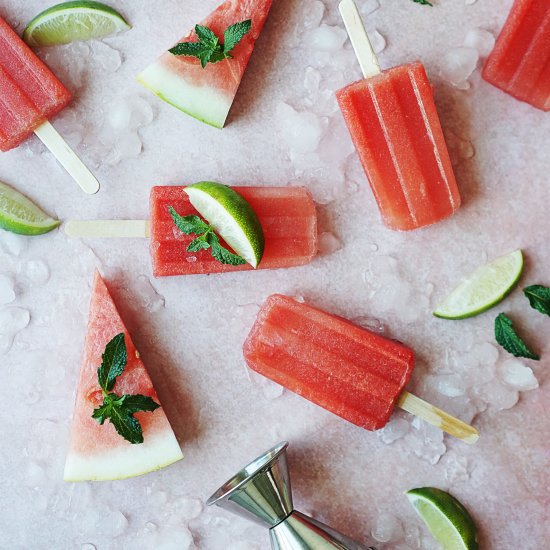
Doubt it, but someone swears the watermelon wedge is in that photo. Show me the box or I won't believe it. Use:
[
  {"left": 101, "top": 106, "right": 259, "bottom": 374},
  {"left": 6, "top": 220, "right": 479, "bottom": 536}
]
[
  {"left": 64, "top": 272, "right": 183, "bottom": 481},
  {"left": 137, "top": 0, "right": 273, "bottom": 128}
]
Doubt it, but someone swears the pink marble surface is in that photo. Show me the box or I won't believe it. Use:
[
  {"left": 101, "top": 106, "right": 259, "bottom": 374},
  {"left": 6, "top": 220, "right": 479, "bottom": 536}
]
[{"left": 0, "top": 0, "right": 549, "bottom": 548}]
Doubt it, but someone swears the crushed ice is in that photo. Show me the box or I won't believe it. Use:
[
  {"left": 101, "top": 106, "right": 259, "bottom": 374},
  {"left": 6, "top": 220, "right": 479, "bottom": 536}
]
[
  {"left": 0, "top": 307, "right": 30, "bottom": 355},
  {"left": 440, "top": 47, "right": 479, "bottom": 89},
  {"left": 134, "top": 275, "right": 165, "bottom": 313}
]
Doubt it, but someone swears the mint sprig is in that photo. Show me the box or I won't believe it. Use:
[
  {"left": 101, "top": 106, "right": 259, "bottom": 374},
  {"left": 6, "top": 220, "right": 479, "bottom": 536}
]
[
  {"left": 169, "top": 20, "right": 252, "bottom": 68},
  {"left": 524, "top": 285, "right": 550, "bottom": 317},
  {"left": 494, "top": 313, "right": 539, "bottom": 360},
  {"left": 92, "top": 334, "right": 160, "bottom": 444},
  {"left": 169, "top": 207, "right": 246, "bottom": 266}
]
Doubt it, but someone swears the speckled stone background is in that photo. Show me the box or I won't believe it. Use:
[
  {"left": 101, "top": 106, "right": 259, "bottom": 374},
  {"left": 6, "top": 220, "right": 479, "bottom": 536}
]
[{"left": 0, "top": 0, "right": 549, "bottom": 548}]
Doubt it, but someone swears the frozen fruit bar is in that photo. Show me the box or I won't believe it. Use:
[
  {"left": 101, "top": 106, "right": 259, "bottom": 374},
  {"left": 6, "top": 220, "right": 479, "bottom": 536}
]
[
  {"left": 0, "top": 16, "right": 72, "bottom": 151},
  {"left": 337, "top": 62, "right": 461, "bottom": 231},
  {"left": 483, "top": 0, "right": 550, "bottom": 111},
  {"left": 243, "top": 294, "right": 415, "bottom": 430},
  {"left": 150, "top": 186, "right": 317, "bottom": 277}
]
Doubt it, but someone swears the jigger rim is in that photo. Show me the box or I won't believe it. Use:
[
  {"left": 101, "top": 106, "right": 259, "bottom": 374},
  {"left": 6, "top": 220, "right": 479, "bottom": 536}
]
[{"left": 206, "top": 441, "right": 289, "bottom": 507}]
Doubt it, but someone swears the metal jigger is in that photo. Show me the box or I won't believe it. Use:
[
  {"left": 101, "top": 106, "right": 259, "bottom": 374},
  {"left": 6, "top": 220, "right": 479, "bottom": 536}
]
[{"left": 206, "top": 442, "right": 375, "bottom": 550}]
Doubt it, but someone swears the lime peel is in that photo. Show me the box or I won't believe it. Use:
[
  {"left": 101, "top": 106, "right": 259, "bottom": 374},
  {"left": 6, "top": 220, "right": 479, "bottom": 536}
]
[
  {"left": 184, "top": 182, "right": 265, "bottom": 268},
  {"left": 433, "top": 250, "right": 523, "bottom": 320},
  {"left": 23, "top": 1, "right": 130, "bottom": 47},
  {"left": 406, "top": 487, "right": 479, "bottom": 550},
  {"left": 0, "top": 181, "right": 60, "bottom": 235}
]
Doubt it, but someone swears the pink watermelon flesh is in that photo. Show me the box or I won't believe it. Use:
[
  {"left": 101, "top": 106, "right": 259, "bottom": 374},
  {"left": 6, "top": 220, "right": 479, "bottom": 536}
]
[
  {"left": 137, "top": 0, "right": 273, "bottom": 127},
  {"left": 64, "top": 272, "right": 183, "bottom": 481}
]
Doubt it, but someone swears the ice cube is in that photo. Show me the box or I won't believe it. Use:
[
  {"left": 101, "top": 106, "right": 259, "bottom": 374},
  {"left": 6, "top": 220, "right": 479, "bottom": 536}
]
[
  {"left": 475, "top": 380, "right": 519, "bottom": 411},
  {"left": 302, "top": 24, "right": 348, "bottom": 52},
  {"left": 463, "top": 28, "right": 495, "bottom": 58},
  {"left": 23, "top": 462, "right": 46, "bottom": 488},
  {"left": 22, "top": 260, "right": 50, "bottom": 285},
  {"left": 128, "top": 96, "right": 155, "bottom": 128},
  {"left": 361, "top": 0, "right": 381, "bottom": 15},
  {"left": 407, "top": 419, "right": 447, "bottom": 464},
  {"left": 444, "top": 454, "right": 470, "bottom": 484},
  {"left": 106, "top": 100, "right": 133, "bottom": 131},
  {"left": 372, "top": 512, "right": 403, "bottom": 543},
  {"left": 0, "top": 307, "right": 30, "bottom": 354},
  {"left": 369, "top": 29, "right": 386, "bottom": 54},
  {"left": 114, "top": 132, "right": 143, "bottom": 162},
  {"left": 1, "top": 232, "right": 27, "bottom": 256},
  {"left": 135, "top": 275, "right": 165, "bottom": 313},
  {"left": 0, "top": 274, "right": 16, "bottom": 305},
  {"left": 91, "top": 41, "right": 122, "bottom": 72},
  {"left": 276, "top": 102, "right": 325, "bottom": 154},
  {"left": 318, "top": 232, "right": 342, "bottom": 255},
  {"left": 155, "top": 526, "right": 194, "bottom": 550},
  {"left": 499, "top": 359, "right": 539, "bottom": 391},
  {"left": 434, "top": 374, "right": 467, "bottom": 397},
  {"left": 440, "top": 47, "right": 479, "bottom": 88},
  {"left": 303, "top": 0, "right": 325, "bottom": 30},
  {"left": 378, "top": 417, "right": 410, "bottom": 444}
]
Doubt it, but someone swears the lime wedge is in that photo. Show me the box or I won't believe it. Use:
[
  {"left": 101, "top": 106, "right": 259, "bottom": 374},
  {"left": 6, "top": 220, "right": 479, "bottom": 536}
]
[
  {"left": 23, "top": 1, "right": 130, "bottom": 47},
  {"left": 184, "top": 182, "right": 265, "bottom": 268},
  {"left": 433, "top": 250, "right": 523, "bottom": 320},
  {"left": 0, "top": 181, "right": 60, "bottom": 235},
  {"left": 407, "top": 487, "right": 479, "bottom": 550}
]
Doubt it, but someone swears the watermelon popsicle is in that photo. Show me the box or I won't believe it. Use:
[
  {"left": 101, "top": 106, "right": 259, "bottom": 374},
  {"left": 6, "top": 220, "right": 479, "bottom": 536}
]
[
  {"left": 0, "top": 16, "right": 99, "bottom": 194},
  {"left": 244, "top": 295, "right": 480, "bottom": 443},
  {"left": 64, "top": 185, "right": 318, "bottom": 276},
  {"left": 482, "top": 0, "right": 550, "bottom": 111},
  {"left": 336, "top": 0, "right": 461, "bottom": 231}
]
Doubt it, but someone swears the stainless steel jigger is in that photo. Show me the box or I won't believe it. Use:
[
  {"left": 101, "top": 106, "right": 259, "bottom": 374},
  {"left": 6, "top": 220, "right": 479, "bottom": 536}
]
[{"left": 206, "top": 441, "right": 375, "bottom": 550}]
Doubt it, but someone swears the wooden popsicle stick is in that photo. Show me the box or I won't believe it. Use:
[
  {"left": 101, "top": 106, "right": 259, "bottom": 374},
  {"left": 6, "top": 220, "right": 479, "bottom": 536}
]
[
  {"left": 64, "top": 220, "right": 150, "bottom": 238},
  {"left": 34, "top": 121, "right": 100, "bottom": 195},
  {"left": 339, "top": 0, "right": 381, "bottom": 78},
  {"left": 397, "top": 391, "right": 480, "bottom": 444}
]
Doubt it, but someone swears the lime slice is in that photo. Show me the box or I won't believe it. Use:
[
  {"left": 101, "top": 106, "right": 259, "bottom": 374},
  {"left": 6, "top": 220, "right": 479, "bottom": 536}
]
[
  {"left": 433, "top": 250, "right": 523, "bottom": 320},
  {"left": 406, "top": 487, "right": 479, "bottom": 550},
  {"left": 23, "top": 1, "right": 130, "bottom": 47},
  {"left": 184, "top": 182, "right": 265, "bottom": 268},
  {"left": 0, "top": 181, "right": 60, "bottom": 235}
]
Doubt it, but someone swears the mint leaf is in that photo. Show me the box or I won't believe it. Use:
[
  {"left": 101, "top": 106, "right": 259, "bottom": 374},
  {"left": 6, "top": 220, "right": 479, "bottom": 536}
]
[
  {"left": 223, "top": 20, "right": 252, "bottom": 54},
  {"left": 187, "top": 235, "right": 210, "bottom": 252},
  {"left": 169, "top": 208, "right": 209, "bottom": 235},
  {"left": 170, "top": 19, "right": 252, "bottom": 67},
  {"left": 494, "top": 313, "right": 539, "bottom": 360},
  {"left": 107, "top": 400, "right": 144, "bottom": 444},
  {"left": 118, "top": 394, "right": 160, "bottom": 414},
  {"left": 524, "top": 285, "right": 550, "bottom": 316},
  {"left": 207, "top": 232, "right": 247, "bottom": 265},
  {"left": 92, "top": 337, "right": 160, "bottom": 444},
  {"left": 194, "top": 24, "right": 218, "bottom": 48},
  {"left": 169, "top": 205, "right": 246, "bottom": 265},
  {"left": 169, "top": 42, "right": 207, "bottom": 57},
  {"left": 412, "top": 0, "right": 433, "bottom": 5},
  {"left": 97, "top": 333, "right": 126, "bottom": 392},
  {"left": 92, "top": 395, "right": 112, "bottom": 424}
]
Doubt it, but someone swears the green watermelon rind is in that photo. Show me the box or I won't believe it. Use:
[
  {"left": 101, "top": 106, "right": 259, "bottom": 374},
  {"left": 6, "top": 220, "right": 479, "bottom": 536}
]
[
  {"left": 137, "top": 62, "right": 232, "bottom": 129},
  {"left": 63, "top": 430, "right": 183, "bottom": 482}
]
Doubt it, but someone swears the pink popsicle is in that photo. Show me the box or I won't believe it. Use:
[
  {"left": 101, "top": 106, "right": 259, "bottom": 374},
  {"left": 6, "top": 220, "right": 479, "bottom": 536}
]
[
  {"left": 150, "top": 186, "right": 318, "bottom": 277},
  {"left": 0, "top": 16, "right": 72, "bottom": 151}
]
